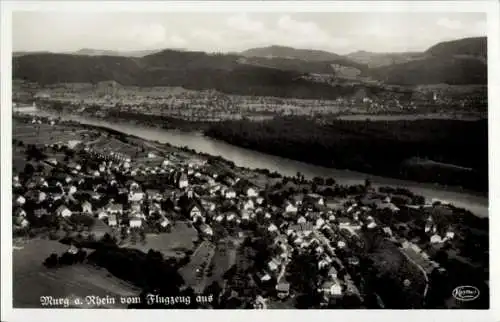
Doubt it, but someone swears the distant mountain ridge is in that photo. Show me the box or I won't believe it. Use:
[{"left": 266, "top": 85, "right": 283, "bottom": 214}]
[
  {"left": 73, "top": 48, "right": 165, "bottom": 57},
  {"left": 13, "top": 48, "right": 182, "bottom": 58},
  {"left": 345, "top": 50, "right": 425, "bottom": 68},
  {"left": 13, "top": 36, "right": 487, "bottom": 89},
  {"left": 240, "top": 45, "right": 346, "bottom": 61}
]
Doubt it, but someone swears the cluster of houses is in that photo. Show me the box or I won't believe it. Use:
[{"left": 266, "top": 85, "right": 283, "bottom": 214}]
[{"left": 12, "top": 116, "right": 458, "bottom": 307}]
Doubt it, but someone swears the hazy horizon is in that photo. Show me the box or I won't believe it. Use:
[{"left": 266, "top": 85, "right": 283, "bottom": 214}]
[{"left": 13, "top": 12, "right": 487, "bottom": 55}]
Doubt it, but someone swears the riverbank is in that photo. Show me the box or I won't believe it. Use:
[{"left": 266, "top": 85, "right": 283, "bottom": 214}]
[
  {"left": 205, "top": 117, "right": 488, "bottom": 195},
  {"left": 16, "top": 110, "right": 488, "bottom": 217}
]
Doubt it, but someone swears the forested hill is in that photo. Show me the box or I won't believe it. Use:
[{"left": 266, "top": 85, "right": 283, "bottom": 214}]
[
  {"left": 13, "top": 36, "right": 488, "bottom": 93},
  {"left": 205, "top": 117, "right": 488, "bottom": 193},
  {"left": 367, "top": 37, "right": 487, "bottom": 85},
  {"left": 12, "top": 51, "right": 387, "bottom": 100},
  {"left": 425, "top": 37, "right": 487, "bottom": 59}
]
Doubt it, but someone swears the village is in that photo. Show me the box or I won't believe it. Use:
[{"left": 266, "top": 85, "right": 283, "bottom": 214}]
[
  {"left": 13, "top": 81, "right": 487, "bottom": 124},
  {"left": 12, "top": 113, "right": 482, "bottom": 309}
]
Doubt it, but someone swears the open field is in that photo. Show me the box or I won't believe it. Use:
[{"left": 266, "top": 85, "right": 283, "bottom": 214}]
[
  {"left": 205, "top": 239, "right": 238, "bottom": 287},
  {"left": 13, "top": 121, "right": 91, "bottom": 145},
  {"left": 179, "top": 241, "right": 216, "bottom": 293},
  {"left": 121, "top": 222, "right": 198, "bottom": 259},
  {"left": 92, "top": 137, "right": 140, "bottom": 156},
  {"left": 13, "top": 239, "right": 139, "bottom": 308}
]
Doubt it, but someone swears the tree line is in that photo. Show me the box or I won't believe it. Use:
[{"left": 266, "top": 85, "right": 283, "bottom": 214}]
[{"left": 205, "top": 117, "right": 488, "bottom": 193}]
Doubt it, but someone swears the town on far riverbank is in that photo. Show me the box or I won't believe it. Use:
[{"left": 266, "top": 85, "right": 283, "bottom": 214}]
[{"left": 11, "top": 113, "right": 489, "bottom": 309}]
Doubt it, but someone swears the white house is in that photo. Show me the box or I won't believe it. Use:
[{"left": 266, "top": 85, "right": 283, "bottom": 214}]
[
  {"left": 268, "top": 258, "right": 280, "bottom": 271},
  {"left": 315, "top": 246, "right": 325, "bottom": 255},
  {"left": 382, "top": 226, "right": 393, "bottom": 237},
  {"left": 129, "top": 217, "right": 142, "bottom": 228},
  {"left": 430, "top": 234, "right": 443, "bottom": 244},
  {"left": 15, "top": 208, "right": 27, "bottom": 218},
  {"left": 328, "top": 267, "right": 338, "bottom": 279},
  {"left": 19, "top": 218, "right": 30, "bottom": 228},
  {"left": 56, "top": 206, "right": 72, "bottom": 218},
  {"left": 285, "top": 202, "right": 298, "bottom": 214},
  {"left": 227, "top": 213, "right": 236, "bottom": 222},
  {"left": 190, "top": 206, "right": 202, "bottom": 218},
  {"left": 108, "top": 215, "right": 118, "bottom": 227},
  {"left": 129, "top": 192, "right": 145, "bottom": 202},
  {"left": 38, "top": 192, "right": 47, "bottom": 203},
  {"left": 297, "top": 216, "right": 307, "bottom": 224},
  {"left": 68, "top": 185, "right": 77, "bottom": 195},
  {"left": 243, "top": 199, "right": 255, "bottom": 210},
  {"left": 16, "top": 196, "right": 26, "bottom": 206},
  {"left": 160, "top": 218, "right": 170, "bottom": 228},
  {"left": 225, "top": 189, "right": 236, "bottom": 199},
  {"left": 268, "top": 223, "right": 278, "bottom": 232},
  {"left": 107, "top": 203, "right": 123, "bottom": 215},
  {"left": 179, "top": 174, "right": 189, "bottom": 189},
  {"left": 319, "top": 280, "right": 343, "bottom": 297},
  {"left": 241, "top": 211, "right": 250, "bottom": 221},
  {"left": 98, "top": 210, "right": 108, "bottom": 220},
  {"left": 367, "top": 222, "right": 377, "bottom": 229},
  {"left": 445, "top": 231, "right": 455, "bottom": 240},
  {"left": 258, "top": 273, "right": 271, "bottom": 282},
  {"left": 82, "top": 201, "right": 92, "bottom": 214},
  {"left": 247, "top": 188, "right": 259, "bottom": 198},
  {"left": 316, "top": 218, "right": 325, "bottom": 229}
]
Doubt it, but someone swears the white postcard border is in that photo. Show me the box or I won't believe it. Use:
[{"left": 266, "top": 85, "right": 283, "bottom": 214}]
[{"left": 1, "top": 1, "right": 499, "bottom": 322}]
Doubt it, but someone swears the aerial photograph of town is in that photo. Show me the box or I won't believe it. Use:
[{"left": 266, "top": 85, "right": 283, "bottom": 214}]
[{"left": 3, "top": 5, "right": 494, "bottom": 315}]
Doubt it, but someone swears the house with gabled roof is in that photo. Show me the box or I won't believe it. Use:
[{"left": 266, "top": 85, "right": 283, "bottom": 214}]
[
  {"left": 129, "top": 216, "right": 142, "bottom": 228},
  {"left": 268, "top": 223, "right": 278, "bottom": 233},
  {"left": 82, "top": 200, "right": 92, "bottom": 214},
  {"left": 106, "top": 203, "right": 123, "bottom": 215},
  {"left": 276, "top": 282, "right": 290, "bottom": 299},
  {"left": 107, "top": 214, "right": 118, "bottom": 227},
  {"left": 284, "top": 201, "right": 298, "bottom": 214},
  {"left": 56, "top": 205, "right": 72, "bottom": 218}
]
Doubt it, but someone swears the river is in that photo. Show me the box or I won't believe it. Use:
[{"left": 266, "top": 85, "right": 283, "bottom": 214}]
[
  {"left": 22, "top": 110, "right": 488, "bottom": 218},
  {"left": 336, "top": 113, "right": 483, "bottom": 121}
]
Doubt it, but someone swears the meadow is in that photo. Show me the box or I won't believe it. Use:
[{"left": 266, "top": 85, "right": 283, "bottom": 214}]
[{"left": 13, "top": 239, "right": 139, "bottom": 308}]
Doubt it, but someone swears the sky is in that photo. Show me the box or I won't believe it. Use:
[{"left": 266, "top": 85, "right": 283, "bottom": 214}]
[{"left": 12, "top": 12, "right": 487, "bottom": 54}]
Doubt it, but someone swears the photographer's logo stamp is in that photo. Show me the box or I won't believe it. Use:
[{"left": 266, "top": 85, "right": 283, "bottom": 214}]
[{"left": 452, "top": 286, "right": 480, "bottom": 301}]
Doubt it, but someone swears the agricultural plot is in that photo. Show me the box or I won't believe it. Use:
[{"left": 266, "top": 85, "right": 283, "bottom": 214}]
[
  {"left": 121, "top": 222, "right": 198, "bottom": 259},
  {"left": 179, "top": 241, "right": 216, "bottom": 293},
  {"left": 205, "top": 239, "right": 238, "bottom": 286},
  {"left": 13, "top": 122, "right": 91, "bottom": 146},
  {"left": 132, "top": 157, "right": 164, "bottom": 168},
  {"left": 93, "top": 137, "right": 140, "bottom": 158},
  {"left": 13, "top": 239, "right": 140, "bottom": 308}
]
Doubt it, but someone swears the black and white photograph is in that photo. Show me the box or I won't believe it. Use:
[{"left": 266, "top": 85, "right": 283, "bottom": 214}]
[{"left": 1, "top": 1, "right": 499, "bottom": 321}]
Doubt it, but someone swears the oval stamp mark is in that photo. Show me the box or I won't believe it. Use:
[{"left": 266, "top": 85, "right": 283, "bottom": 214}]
[{"left": 452, "top": 286, "right": 480, "bottom": 301}]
